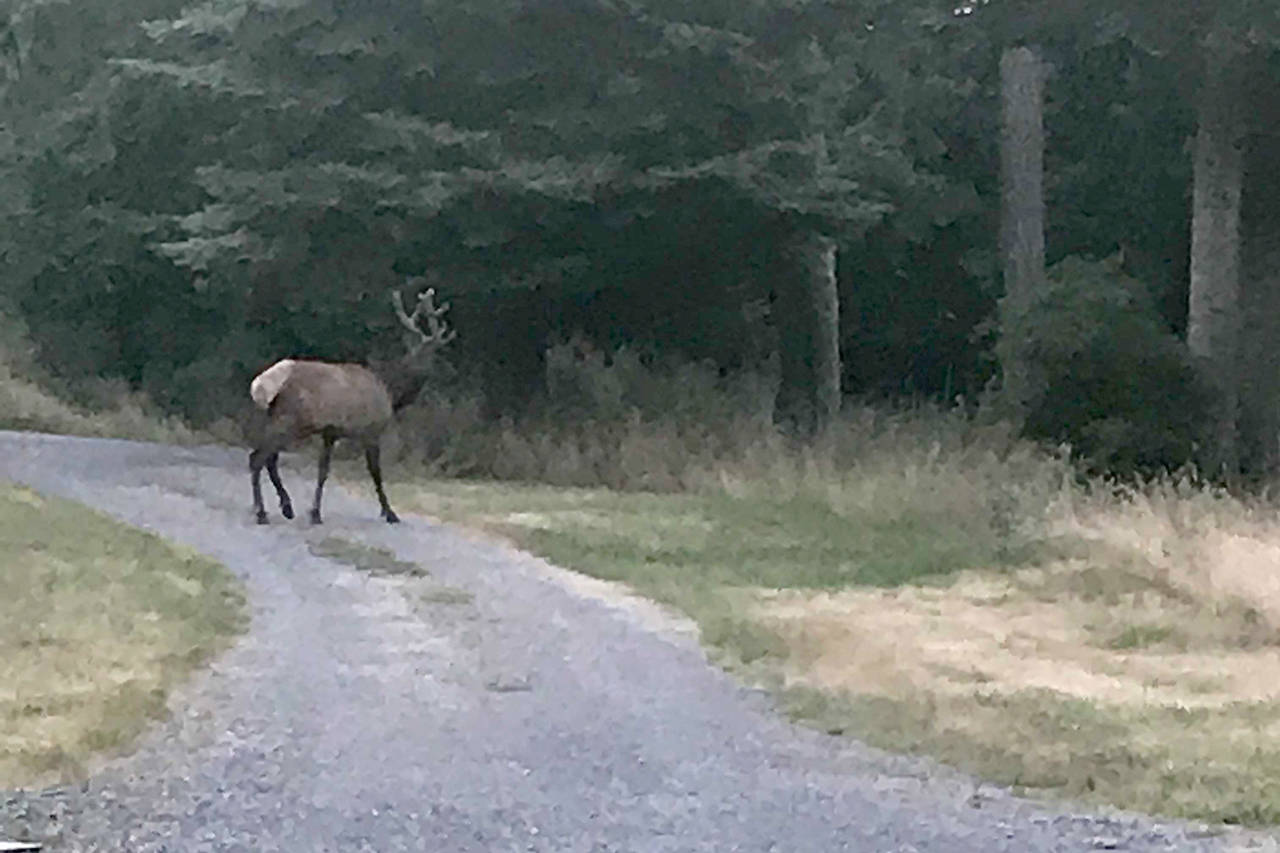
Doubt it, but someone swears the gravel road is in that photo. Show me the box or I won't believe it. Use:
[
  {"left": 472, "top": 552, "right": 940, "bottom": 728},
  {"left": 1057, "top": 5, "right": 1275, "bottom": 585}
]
[{"left": 0, "top": 431, "right": 1274, "bottom": 852}]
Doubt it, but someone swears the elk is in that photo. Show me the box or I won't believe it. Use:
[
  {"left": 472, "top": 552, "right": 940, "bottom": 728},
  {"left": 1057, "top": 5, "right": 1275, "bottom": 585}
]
[{"left": 248, "top": 284, "right": 455, "bottom": 525}]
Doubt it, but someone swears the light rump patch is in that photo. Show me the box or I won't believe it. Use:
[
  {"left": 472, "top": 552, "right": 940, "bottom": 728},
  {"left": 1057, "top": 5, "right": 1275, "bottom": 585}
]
[{"left": 249, "top": 359, "right": 297, "bottom": 409}]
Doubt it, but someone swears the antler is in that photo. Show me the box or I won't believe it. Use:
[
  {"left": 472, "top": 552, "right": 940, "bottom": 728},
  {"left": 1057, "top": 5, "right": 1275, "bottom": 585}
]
[{"left": 391, "top": 286, "right": 456, "bottom": 354}]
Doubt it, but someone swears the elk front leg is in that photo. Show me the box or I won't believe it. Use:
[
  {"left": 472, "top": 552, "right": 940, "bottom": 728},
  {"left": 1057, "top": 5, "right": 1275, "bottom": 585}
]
[
  {"left": 266, "top": 452, "right": 293, "bottom": 519},
  {"left": 310, "top": 433, "right": 337, "bottom": 525},
  {"left": 364, "top": 443, "right": 399, "bottom": 523}
]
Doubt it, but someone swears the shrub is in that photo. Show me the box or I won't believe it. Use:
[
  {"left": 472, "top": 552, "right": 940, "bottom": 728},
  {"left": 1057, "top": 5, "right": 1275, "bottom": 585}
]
[{"left": 1000, "top": 255, "right": 1210, "bottom": 478}]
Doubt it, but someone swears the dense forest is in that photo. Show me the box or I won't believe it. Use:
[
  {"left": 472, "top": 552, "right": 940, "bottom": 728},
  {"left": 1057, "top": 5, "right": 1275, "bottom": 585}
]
[{"left": 3, "top": 0, "right": 1279, "bottom": 482}]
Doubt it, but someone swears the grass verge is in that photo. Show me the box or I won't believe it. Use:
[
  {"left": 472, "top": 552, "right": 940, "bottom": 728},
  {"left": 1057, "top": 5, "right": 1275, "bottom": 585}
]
[
  {"left": 378, "top": 416, "right": 1280, "bottom": 827},
  {"left": 0, "top": 481, "right": 246, "bottom": 789}
]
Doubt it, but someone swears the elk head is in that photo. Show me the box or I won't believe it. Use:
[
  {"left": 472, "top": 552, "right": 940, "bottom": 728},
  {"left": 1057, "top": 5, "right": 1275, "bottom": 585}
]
[{"left": 381, "top": 283, "right": 456, "bottom": 411}]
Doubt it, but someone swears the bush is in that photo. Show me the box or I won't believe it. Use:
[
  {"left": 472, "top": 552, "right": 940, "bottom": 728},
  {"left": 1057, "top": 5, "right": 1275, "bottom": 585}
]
[
  {"left": 543, "top": 334, "right": 776, "bottom": 427},
  {"left": 392, "top": 337, "right": 775, "bottom": 489},
  {"left": 0, "top": 314, "right": 199, "bottom": 444},
  {"left": 1000, "top": 255, "right": 1211, "bottom": 478},
  {"left": 390, "top": 335, "right": 1071, "bottom": 550}
]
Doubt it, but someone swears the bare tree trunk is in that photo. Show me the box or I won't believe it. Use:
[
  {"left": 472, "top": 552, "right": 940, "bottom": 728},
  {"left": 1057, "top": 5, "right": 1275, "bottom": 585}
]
[
  {"left": 1188, "top": 41, "right": 1244, "bottom": 478},
  {"left": 773, "top": 230, "right": 840, "bottom": 436},
  {"left": 997, "top": 45, "right": 1047, "bottom": 420}
]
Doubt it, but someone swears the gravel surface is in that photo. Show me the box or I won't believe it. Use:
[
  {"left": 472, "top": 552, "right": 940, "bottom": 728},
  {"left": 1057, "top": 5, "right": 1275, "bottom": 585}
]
[{"left": 0, "top": 430, "right": 1275, "bottom": 852}]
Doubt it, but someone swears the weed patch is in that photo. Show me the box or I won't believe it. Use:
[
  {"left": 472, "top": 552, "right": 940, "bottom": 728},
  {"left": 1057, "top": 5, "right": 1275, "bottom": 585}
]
[
  {"left": 308, "top": 537, "right": 428, "bottom": 577},
  {"left": 0, "top": 365, "right": 205, "bottom": 445},
  {"left": 418, "top": 586, "right": 474, "bottom": 606}
]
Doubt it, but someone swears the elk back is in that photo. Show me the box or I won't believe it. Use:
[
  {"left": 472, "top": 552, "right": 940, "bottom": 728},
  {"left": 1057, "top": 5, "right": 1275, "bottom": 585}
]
[{"left": 265, "top": 360, "right": 394, "bottom": 436}]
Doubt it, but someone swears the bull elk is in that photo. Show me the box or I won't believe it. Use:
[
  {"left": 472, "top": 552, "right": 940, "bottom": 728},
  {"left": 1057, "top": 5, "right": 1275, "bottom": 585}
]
[{"left": 248, "top": 285, "right": 455, "bottom": 525}]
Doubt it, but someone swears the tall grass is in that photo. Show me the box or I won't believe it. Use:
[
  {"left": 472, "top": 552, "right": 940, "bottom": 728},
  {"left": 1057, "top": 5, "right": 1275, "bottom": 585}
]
[
  {"left": 390, "top": 339, "right": 1076, "bottom": 568},
  {"left": 0, "top": 318, "right": 208, "bottom": 444}
]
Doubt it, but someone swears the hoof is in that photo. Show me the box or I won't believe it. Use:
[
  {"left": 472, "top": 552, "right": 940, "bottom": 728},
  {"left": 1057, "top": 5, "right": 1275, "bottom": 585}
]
[
  {"left": 255, "top": 511, "right": 269, "bottom": 525},
  {"left": 384, "top": 511, "right": 400, "bottom": 524},
  {"left": 281, "top": 504, "right": 295, "bottom": 520},
  {"left": 309, "top": 510, "right": 323, "bottom": 525}
]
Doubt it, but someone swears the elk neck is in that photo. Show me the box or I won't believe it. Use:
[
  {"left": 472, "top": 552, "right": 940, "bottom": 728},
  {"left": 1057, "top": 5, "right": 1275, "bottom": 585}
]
[{"left": 372, "top": 351, "right": 436, "bottom": 413}]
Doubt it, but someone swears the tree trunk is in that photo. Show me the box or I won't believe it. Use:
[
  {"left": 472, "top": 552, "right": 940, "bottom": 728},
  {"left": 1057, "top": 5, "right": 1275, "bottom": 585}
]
[
  {"left": 773, "top": 229, "right": 840, "bottom": 437},
  {"left": 997, "top": 45, "right": 1047, "bottom": 420},
  {"left": 1188, "top": 41, "right": 1244, "bottom": 478}
]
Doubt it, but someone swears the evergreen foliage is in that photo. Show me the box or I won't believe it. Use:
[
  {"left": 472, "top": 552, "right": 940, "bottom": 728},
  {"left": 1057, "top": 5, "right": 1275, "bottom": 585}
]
[{"left": 2, "top": 0, "right": 1278, "bottom": 476}]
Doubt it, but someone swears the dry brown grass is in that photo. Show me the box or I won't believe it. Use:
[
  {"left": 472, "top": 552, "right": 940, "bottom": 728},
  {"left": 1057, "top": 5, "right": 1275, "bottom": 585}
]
[
  {"left": 749, "top": 483, "right": 1280, "bottom": 823},
  {"left": 0, "top": 363, "right": 205, "bottom": 445}
]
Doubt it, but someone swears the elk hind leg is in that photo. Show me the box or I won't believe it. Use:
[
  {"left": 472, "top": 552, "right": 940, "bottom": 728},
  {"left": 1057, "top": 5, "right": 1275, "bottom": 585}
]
[
  {"left": 364, "top": 443, "right": 398, "bottom": 523},
  {"left": 249, "top": 448, "right": 272, "bottom": 524},
  {"left": 310, "top": 432, "right": 337, "bottom": 525},
  {"left": 266, "top": 452, "right": 293, "bottom": 519}
]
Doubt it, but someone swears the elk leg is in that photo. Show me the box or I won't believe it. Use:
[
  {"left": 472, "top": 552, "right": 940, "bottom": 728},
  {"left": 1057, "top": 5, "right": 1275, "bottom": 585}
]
[
  {"left": 249, "top": 448, "right": 271, "bottom": 525},
  {"left": 266, "top": 452, "right": 293, "bottom": 519},
  {"left": 310, "top": 433, "right": 336, "bottom": 525},
  {"left": 364, "top": 444, "right": 399, "bottom": 523}
]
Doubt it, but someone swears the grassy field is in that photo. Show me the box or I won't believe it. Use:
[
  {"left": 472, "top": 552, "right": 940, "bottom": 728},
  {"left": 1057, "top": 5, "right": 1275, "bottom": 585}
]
[
  {"left": 0, "top": 482, "right": 246, "bottom": 789},
  {"left": 375, "top": 419, "right": 1280, "bottom": 827}
]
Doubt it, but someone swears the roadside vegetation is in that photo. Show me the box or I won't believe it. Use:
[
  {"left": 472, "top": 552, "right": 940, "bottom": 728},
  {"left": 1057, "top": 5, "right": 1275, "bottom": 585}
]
[
  {"left": 0, "top": 320, "right": 211, "bottom": 445},
  {"left": 0, "top": 482, "right": 246, "bottom": 789}
]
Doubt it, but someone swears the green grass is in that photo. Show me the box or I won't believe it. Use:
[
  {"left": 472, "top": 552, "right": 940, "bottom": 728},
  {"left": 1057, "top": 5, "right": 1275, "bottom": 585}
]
[
  {"left": 1106, "top": 623, "right": 1180, "bottom": 650},
  {"left": 398, "top": 479, "right": 1047, "bottom": 598},
  {"left": 0, "top": 481, "right": 246, "bottom": 788},
  {"left": 780, "top": 684, "right": 1280, "bottom": 826},
  {"left": 522, "top": 496, "right": 1008, "bottom": 589}
]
